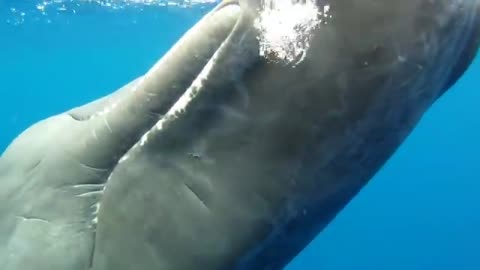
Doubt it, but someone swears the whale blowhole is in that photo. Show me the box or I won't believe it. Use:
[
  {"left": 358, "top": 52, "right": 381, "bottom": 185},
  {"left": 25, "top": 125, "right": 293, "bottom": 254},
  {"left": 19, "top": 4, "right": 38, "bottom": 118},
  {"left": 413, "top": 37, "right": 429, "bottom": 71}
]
[{"left": 253, "top": 0, "right": 331, "bottom": 66}]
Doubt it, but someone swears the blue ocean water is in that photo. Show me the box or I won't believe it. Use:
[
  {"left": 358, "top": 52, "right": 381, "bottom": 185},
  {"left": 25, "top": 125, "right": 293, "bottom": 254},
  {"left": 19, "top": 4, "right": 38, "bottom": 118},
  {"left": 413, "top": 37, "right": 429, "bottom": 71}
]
[{"left": 0, "top": 1, "right": 479, "bottom": 269}]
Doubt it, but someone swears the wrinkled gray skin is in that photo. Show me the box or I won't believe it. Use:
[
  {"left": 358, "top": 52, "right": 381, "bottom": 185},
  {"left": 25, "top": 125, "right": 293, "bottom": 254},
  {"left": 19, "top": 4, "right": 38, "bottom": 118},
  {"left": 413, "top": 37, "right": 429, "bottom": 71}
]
[{"left": 0, "top": 0, "right": 479, "bottom": 269}]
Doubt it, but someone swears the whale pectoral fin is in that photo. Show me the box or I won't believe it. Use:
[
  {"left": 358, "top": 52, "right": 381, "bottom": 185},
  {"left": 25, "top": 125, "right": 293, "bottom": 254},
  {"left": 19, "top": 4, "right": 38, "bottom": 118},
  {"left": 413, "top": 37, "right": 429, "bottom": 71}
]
[{"left": 441, "top": 5, "right": 480, "bottom": 95}]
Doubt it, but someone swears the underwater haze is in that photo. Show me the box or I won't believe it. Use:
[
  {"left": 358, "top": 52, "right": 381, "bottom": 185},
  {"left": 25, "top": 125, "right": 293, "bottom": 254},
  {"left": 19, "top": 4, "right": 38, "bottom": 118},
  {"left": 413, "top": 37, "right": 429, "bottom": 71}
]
[{"left": 0, "top": 0, "right": 479, "bottom": 269}]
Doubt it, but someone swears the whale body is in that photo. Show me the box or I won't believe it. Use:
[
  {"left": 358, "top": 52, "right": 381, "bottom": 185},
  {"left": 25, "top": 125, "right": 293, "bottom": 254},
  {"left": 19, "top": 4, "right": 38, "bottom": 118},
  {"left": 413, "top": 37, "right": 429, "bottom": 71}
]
[{"left": 0, "top": 0, "right": 479, "bottom": 269}]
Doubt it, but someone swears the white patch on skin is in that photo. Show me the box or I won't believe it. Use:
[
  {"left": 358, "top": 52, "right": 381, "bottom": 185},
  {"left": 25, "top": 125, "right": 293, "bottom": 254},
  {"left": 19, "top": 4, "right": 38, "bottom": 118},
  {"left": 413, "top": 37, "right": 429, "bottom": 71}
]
[
  {"left": 76, "top": 190, "right": 104, "bottom": 198},
  {"left": 131, "top": 76, "right": 145, "bottom": 93},
  {"left": 91, "top": 100, "right": 123, "bottom": 119},
  {"left": 92, "top": 203, "right": 100, "bottom": 215},
  {"left": 91, "top": 129, "right": 99, "bottom": 141},
  {"left": 72, "top": 184, "right": 105, "bottom": 200},
  {"left": 91, "top": 217, "right": 98, "bottom": 226},
  {"left": 139, "top": 133, "right": 149, "bottom": 146},
  {"left": 69, "top": 178, "right": 106, "bottom": 227},
  {"left": 254, "top": 0, "right": 331, "bottom": 65},
  {"left": 72, "top": 184, "right": 105, "bottom": 189},
  {"left": 93, "top": 174, "right": 112, "bottom": 222},
  {"left": 118, "top": 154, "right": 129, "bottom": 163},
  {"left": 102, "top": 115, "right": 113, "bottom": 133},
  {"left": 16, "top": 216, "right": 49, "bottom": 224}
]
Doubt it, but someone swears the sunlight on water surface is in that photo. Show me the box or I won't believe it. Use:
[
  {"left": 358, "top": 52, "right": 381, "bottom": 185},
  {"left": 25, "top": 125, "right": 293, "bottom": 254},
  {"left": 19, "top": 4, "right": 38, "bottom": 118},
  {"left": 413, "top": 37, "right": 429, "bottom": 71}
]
[
  {"left": 5, "top": 0, "right": 332, "bottom": 66},
  {"left": 4, "top": 0, "right": 218, "bottom": 25}
]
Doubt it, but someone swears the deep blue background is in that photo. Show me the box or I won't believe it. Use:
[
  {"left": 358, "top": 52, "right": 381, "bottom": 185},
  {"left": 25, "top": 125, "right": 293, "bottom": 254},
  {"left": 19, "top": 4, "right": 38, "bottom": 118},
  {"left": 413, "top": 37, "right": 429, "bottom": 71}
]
[{"left": 1, "top": 2, "right": 479, "bottom": 269}]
